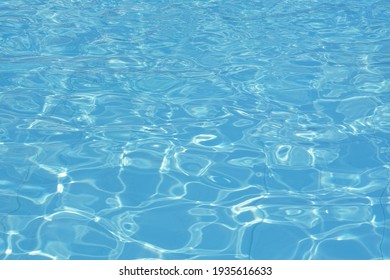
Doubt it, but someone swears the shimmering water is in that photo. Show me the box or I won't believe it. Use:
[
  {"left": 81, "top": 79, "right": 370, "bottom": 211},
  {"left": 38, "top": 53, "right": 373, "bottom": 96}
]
[{"left": 0, "top": 0, "right": 389, "bottom": 260}]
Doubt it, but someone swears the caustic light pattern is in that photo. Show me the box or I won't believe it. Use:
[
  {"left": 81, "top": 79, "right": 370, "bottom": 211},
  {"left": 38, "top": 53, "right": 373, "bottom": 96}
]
[{"left": 0, "top": 0, "right": 389, "bottom": 259}]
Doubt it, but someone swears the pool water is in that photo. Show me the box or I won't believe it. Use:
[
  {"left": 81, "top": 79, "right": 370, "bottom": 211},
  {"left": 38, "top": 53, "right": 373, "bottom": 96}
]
[{"left": 0, "top": 0, "right": 389, "bottom": 259}]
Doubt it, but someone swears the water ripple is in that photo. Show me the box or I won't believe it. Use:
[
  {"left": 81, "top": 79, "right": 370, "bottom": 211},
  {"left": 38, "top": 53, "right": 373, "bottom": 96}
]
[{"left": 0, "top": 0, "right": 389, "bottom": 260}]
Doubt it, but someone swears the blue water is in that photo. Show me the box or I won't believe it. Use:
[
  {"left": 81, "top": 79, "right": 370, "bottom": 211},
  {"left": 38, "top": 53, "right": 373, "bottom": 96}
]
[{"left": 0, "top": 0, "right": 389, "bottom": 260}]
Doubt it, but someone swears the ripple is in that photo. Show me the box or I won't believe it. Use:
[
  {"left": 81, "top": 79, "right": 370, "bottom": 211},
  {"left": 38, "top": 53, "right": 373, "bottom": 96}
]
[{"left": 1, "top": 0, "right": 389, "bottom": 260}]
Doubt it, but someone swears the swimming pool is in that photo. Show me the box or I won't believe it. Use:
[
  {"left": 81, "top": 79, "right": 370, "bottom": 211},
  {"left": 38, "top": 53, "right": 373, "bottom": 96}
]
[{"left": 0, "top": 0, "right": 389, "bottom": 259}]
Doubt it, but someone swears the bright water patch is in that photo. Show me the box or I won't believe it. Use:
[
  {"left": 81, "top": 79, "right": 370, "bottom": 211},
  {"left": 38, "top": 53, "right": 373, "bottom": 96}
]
[{"left": 0, "top": 0, "right": 389, "bottom": 259}]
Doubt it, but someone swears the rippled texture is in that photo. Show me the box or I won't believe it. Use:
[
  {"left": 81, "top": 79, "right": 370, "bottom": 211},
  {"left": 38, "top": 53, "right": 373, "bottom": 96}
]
[{"left": 0, "top": 0, "right": 389, "bottom": 260}]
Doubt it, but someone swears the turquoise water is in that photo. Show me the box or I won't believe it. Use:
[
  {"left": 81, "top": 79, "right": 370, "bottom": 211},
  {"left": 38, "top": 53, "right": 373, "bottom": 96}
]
[{"left": 0, "top": 0, "right": 389, "bottom": 259}]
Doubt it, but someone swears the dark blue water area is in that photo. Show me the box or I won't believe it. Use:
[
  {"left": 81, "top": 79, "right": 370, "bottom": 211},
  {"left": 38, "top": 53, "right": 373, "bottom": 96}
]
[{"left": 0, "top": 0, "right": 389, "bottom": 259}]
